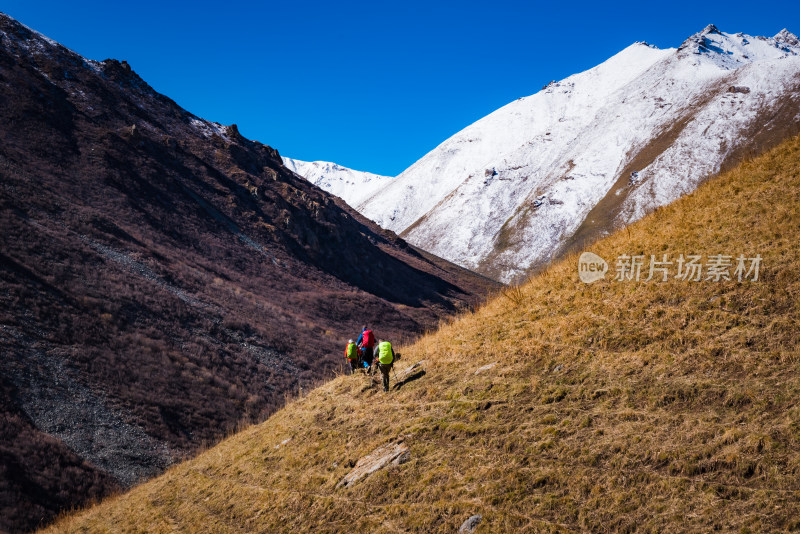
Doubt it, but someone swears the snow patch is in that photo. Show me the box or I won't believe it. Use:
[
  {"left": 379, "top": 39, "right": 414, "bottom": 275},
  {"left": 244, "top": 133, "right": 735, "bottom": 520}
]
[
  {"left": 189, "top": 118, "right": 232, "bottom": 142},
  {"left": 282, "top": 157, "right": 393, "bottom": 208}
]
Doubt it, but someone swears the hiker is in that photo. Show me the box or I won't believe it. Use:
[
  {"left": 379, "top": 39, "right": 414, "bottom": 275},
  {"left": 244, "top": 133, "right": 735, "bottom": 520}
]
[
  {"left": 344, "top": 339, "right": 359, "bottom": 374},
  {"left": 375, "top": 339, "right": 395, "bottom": 392},
  {"left": 357, "top": 326, "right": 376, "bottom": 373}
]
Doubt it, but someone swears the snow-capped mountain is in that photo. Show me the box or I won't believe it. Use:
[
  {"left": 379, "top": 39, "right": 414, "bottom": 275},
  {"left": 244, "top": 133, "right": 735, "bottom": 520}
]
[
  {"left": 358, "top": 25, "right": 800, "bottom": 282},
  {"left": 282, "top": 157, "right": 392, "bottom": 208}
]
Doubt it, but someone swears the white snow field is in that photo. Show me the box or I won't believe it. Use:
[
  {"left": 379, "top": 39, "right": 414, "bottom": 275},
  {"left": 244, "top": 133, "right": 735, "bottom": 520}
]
[
  {"left": 348, "top": 26, "right": 800, "bottom": 282},
  {"left": 282, "top": 157, "right": 392, "bottom": 209}
]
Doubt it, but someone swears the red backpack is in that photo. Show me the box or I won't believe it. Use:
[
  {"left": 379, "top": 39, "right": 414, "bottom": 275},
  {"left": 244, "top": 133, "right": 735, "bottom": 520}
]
[{"left": 362, "top": 330, "right": 375, "bottom": 347}]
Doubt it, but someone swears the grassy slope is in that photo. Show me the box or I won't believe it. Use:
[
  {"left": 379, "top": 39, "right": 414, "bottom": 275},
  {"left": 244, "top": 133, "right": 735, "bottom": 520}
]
[{"left": 48, "top": 135, "right": 800, "bottom": 533}]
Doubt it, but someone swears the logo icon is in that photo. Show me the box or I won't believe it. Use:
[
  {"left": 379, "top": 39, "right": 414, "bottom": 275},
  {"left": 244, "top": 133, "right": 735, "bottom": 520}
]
[{"left": 578, "top": 252, "right": 608, "bottom": 283}]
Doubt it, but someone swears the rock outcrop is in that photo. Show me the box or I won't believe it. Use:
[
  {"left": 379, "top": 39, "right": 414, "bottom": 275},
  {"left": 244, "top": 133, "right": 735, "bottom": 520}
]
[{"left": 336, "top": 440, "right": 410, "bottom": 488}]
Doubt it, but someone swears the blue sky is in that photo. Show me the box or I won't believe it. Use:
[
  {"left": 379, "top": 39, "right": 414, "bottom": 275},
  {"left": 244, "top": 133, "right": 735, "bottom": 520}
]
[{"left": 2, "top": 1, "right": 798, "bottom": 175}]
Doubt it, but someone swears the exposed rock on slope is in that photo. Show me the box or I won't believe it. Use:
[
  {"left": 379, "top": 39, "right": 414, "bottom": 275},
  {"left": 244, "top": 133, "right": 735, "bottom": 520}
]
[{"left": 335, "top": 440, "right": 410, "bottom": 488}]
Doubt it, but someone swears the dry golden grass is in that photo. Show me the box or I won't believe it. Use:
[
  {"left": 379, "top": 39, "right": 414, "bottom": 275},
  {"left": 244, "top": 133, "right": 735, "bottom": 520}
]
[{"left": 47, "top": 135, "right": 800, "bottom": 533}]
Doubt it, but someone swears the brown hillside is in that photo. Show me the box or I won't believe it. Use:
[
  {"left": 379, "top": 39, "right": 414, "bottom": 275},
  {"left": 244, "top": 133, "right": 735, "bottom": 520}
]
[{"left": 47, "top": 131, "right": 800, "bottom": 531}]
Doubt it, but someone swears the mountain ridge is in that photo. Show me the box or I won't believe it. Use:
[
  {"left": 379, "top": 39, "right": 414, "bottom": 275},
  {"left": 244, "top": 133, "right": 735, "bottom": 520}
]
[
  {"left": 351, "top": 26, "right": 800, "bottom": 282},
  {"left": 0, "top": 11, "right": 496, "bottom": 532},
  {"left": 281, "top": 157, "right": 392, "bottom": 209}
]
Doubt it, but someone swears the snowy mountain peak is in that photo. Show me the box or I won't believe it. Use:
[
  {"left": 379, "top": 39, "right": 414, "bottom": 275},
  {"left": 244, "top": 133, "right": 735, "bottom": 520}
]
[
  {"left": 677, "top": 26, "right": 799, "bottom": 70},
  {"left": 634, "top": 41, "right": 659, "bottom": 50},
  {"left": 355, "top": 25, "right": 800, "bottom": 283},
  {"left": 775, "top": 28, "right": 799, "bottom": 47},
  {"left": 282, "top": 157, "right": 392, "bottom": 208}
]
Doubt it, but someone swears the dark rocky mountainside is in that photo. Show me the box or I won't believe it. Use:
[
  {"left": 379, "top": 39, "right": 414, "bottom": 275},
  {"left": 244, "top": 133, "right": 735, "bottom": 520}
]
[{"left": 0, "top": 13, "right": 497, "bottom": 533}]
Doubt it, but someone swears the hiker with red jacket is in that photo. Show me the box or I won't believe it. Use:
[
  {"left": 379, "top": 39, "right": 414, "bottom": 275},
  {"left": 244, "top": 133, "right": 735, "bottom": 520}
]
[{"left": 357, "top": 326, "right": 376, "bottom": 373}]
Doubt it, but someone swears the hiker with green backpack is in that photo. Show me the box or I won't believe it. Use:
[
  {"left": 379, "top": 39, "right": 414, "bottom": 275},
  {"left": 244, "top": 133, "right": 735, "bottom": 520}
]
[
  {"left": 375, "top": 339, "right": 395, "bottom": 392},
  {"left": 344, "top": 339, "right": 359, "bottom": 374}
]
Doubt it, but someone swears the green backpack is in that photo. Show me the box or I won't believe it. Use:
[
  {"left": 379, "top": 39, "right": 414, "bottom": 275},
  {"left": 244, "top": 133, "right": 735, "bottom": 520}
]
[{"left": 377, "top": 341, "right": 394, "bottom": 364}]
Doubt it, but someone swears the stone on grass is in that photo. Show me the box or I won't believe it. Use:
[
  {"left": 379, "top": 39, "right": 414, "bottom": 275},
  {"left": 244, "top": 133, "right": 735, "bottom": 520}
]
[
  {"left": 474, "top": 362, "right": 497, "bottom": 375},
  {"left": 458, "top": 514, "right": 482, "bottom": 533},
  {"left": 335, "top": 440, "right": 409, "bottom": 489}
]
